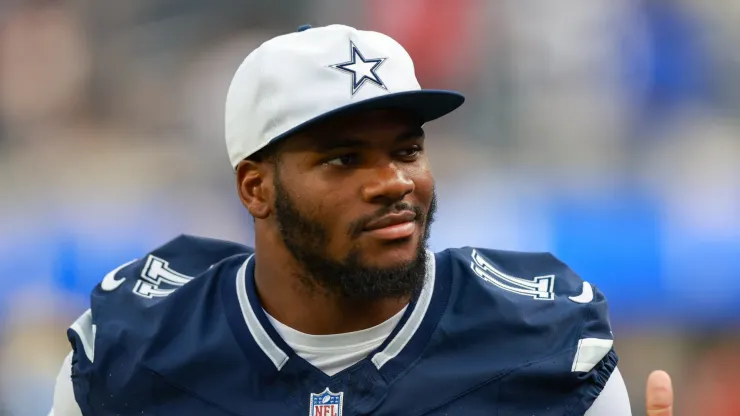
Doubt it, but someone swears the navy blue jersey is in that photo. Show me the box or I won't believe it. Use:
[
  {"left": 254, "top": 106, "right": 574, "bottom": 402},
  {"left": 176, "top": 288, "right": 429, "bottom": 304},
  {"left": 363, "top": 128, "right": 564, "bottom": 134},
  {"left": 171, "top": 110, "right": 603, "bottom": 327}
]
[{"left": 67, "top": 235, "right": 616, "bottom": 415}]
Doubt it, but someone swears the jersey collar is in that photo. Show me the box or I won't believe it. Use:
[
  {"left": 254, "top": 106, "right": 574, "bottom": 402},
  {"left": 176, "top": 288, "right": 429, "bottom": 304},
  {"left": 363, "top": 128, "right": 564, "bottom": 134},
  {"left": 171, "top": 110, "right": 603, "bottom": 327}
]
[{"left": 222, "top": 251, "right": 450, "bottom": 382}]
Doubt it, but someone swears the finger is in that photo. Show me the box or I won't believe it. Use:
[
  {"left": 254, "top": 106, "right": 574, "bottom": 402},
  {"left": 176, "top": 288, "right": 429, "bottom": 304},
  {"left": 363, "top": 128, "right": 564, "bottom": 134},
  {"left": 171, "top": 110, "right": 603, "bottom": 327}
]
[{"left": 646, "top": 370, "right": 673, "bottom": 416}]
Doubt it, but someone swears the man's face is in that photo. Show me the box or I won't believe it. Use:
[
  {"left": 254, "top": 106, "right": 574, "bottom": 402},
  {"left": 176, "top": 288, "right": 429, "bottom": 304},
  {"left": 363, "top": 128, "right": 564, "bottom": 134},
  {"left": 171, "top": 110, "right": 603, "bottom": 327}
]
[{"left": 268, "top": 109, "right": 436, "bottom": 300}]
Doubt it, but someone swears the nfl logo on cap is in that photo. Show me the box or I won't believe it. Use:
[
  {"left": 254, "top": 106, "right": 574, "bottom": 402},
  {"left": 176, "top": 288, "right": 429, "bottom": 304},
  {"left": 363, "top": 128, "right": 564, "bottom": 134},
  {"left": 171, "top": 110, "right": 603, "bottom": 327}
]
[{"left": 310, "top": 388, "right": 344, "bottom": 416}]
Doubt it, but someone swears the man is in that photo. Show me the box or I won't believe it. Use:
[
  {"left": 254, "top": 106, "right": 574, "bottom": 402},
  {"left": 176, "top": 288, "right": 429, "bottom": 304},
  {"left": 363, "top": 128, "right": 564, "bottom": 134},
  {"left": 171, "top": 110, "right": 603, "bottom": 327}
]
[{"left": 50, "top": 24, "right": 673, "bottom": 415}]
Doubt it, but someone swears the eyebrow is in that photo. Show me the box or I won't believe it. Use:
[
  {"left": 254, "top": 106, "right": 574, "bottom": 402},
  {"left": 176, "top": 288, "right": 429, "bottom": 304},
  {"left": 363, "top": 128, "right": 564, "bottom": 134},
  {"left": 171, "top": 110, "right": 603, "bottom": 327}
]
[{"left": 314, "top": 126, "right": 425, "bottom": 151}]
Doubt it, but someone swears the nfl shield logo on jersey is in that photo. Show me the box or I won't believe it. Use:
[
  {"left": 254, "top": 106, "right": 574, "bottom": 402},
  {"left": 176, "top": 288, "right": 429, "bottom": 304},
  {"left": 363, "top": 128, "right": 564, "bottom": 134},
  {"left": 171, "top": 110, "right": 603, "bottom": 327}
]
[{"left": 309, "top": 388, "right": 343, "bottom": 416}]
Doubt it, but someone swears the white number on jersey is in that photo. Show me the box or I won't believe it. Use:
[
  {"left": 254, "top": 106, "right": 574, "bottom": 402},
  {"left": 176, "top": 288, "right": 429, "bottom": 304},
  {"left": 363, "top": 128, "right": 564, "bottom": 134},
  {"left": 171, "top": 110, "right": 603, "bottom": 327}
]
[
  {"left": 133, "top": 256, "right": 194, "bottom": 298},
  {"left": 470, "top": 249, "right": 555, "bottom": 300}
]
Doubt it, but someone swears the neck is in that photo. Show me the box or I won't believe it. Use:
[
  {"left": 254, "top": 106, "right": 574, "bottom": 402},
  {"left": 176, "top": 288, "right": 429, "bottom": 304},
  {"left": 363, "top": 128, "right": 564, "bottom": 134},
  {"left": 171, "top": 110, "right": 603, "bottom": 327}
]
[{"left": 253, "top": 232, "right": 410, "bottom": 335}]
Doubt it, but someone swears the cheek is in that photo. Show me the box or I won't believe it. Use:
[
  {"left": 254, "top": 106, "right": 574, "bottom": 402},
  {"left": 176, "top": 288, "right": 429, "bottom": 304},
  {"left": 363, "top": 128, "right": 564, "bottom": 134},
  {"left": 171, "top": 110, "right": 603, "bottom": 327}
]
[
  {"left": 321, "top": 191, "right": 356, "bottom": 231},
  {"left": 305, "top": 182, "right": 356, "bottom": 239},
  {"left": 410, "top": 164, "right": 435, "bottom": 203}
]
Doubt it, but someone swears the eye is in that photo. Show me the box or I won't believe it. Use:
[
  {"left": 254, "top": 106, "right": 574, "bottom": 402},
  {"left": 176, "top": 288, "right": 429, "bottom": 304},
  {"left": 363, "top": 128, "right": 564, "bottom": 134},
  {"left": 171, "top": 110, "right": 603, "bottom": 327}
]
[
  {"left": 325, "top": 153, "right": 359, "bottom": 167},
  {"left": 396, "top": 145, "right": 422, "bottom": 159}
]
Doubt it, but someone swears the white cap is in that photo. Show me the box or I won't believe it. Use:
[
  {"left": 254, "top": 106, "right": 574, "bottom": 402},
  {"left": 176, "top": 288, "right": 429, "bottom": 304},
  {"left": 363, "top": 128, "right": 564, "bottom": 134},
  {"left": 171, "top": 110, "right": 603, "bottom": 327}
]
[{"left": 224, "top": 24, "right": 465, "bottom": 169}]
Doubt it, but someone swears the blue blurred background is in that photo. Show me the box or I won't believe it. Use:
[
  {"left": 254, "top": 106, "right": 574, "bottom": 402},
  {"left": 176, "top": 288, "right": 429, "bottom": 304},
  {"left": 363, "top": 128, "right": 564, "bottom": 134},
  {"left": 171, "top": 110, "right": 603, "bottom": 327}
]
[{"left": 1, "top": 0, "right": 739, "bottom": 414}]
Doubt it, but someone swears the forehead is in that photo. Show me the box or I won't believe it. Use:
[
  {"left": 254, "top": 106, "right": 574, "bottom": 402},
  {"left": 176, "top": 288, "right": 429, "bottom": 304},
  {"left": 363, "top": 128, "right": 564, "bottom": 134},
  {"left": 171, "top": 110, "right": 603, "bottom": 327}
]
[{"left": 290, "top": 109, "right": 422, "bottom": 147}]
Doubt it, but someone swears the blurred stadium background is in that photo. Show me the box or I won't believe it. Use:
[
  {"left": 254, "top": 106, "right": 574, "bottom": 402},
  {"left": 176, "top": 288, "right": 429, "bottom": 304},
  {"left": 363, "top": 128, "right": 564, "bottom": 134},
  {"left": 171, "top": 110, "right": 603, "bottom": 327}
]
[{"left": 1, "top": 0, "right": 739, "bottom": 414}]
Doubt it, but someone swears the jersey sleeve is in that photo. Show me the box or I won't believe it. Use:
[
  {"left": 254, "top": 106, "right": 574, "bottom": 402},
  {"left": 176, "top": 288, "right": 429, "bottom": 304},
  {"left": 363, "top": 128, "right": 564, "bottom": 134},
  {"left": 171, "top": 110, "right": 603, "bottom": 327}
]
[
  {"left": 64, "top": 234, "right": 252, "bottom": 414},
  {"left": 545, "top": 252, "right": 618, "bottom": 412},
  {"left": 65, "top": 250, "right": 149, "bottom": 413},
  {"left": 452, "top": 247, "right": 619, "bottom": 414}
]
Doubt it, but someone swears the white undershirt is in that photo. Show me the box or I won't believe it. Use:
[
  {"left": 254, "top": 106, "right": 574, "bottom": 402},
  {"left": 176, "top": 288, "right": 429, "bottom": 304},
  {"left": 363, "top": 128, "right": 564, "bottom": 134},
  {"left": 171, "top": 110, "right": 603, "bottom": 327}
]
[
  {"left": 50, "top": 308, "right": 631, "bottom": 415},
  {"left": 265, "top": 307, "right": 408, "bottom": 376}
]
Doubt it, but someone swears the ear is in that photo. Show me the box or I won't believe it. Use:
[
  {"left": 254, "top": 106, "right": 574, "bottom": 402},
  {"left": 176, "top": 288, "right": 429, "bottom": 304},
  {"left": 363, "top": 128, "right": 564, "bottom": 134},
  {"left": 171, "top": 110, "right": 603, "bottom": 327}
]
[{"left": 236, "top": 159, "right": 273, "bottom": 219}]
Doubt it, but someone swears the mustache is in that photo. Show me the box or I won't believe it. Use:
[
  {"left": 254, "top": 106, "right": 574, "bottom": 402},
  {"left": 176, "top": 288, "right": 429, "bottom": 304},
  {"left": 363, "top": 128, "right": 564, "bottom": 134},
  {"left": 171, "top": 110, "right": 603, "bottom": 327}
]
[{"left": 348, "top": 202, "right": 426, "bottom": 238}]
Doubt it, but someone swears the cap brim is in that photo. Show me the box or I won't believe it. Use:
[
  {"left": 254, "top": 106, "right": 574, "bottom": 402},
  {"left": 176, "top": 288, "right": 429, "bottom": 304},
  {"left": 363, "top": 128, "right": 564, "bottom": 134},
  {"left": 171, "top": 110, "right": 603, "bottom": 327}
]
[{"left": 268, "top": 89, "right": 464, "bottom": 146}]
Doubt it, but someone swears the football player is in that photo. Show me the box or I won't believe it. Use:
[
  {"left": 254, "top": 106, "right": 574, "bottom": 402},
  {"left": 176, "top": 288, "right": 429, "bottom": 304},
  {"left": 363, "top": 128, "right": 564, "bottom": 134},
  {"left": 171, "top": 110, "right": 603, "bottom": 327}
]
[{"left": 49, "top": 24, "right": 673, "bottom": 415}]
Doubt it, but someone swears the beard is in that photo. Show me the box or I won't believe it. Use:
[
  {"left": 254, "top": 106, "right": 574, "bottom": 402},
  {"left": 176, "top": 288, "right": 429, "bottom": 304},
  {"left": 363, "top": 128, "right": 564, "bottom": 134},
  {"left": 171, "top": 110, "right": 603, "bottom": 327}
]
[{"left": 272, "top": 171, "right": 436, "bottom": 302}]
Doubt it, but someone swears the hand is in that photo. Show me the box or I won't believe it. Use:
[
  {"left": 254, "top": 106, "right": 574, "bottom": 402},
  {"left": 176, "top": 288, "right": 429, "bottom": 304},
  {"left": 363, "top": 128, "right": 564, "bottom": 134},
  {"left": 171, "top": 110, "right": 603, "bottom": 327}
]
[{"left": 646, "top": 370, "right": 673, "bottom": 416}]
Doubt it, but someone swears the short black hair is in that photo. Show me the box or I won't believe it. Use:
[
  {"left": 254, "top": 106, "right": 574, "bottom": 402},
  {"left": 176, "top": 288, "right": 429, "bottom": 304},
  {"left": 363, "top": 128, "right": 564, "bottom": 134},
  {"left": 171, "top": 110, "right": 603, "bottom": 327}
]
[{"left": 246, "top": 133, "right": 292, "bottom": 165}]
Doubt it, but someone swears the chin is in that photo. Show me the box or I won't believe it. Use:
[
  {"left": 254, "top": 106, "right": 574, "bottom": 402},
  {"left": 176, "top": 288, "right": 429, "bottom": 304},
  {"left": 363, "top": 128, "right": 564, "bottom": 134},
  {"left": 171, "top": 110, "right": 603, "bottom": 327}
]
[{"left": 359, "top": 236, "right": 422, "bottom": 269}]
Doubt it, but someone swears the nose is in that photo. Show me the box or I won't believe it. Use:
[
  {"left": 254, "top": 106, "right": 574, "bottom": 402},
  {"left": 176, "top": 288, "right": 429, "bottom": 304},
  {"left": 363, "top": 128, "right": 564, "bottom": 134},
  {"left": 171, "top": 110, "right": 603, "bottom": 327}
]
[{"left": 361, "top": 162, "right": 415, "bottom": 204}]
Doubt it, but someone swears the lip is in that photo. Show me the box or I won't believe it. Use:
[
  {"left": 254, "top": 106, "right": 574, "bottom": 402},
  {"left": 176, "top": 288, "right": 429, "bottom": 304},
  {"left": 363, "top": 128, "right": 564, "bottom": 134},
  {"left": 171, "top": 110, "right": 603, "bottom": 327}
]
[
  {"left": 363, "top": 211, "right": 417, "bottom": 231},
  {"left": 364, "top": 221, "right": 417, "bottom": 240}
]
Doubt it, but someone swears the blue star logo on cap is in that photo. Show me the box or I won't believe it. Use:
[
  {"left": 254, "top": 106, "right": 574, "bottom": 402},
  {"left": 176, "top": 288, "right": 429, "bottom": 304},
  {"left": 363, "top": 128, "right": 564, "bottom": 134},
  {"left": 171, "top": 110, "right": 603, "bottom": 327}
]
[{"left": 329, "top": 41, "right": 388, "bottom": 95}]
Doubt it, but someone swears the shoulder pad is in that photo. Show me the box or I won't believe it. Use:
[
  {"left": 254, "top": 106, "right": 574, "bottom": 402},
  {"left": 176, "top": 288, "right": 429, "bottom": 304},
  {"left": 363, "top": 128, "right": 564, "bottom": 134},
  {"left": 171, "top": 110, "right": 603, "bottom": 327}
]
[
  {"left": 67, "top": 235, "right": 253, "bottom": 412},
  {"left": 444, "top": 247, "right": 614, "bottom": 370},
  {"left": 70, "top": 234, "right": 252, "bottom": 364}
]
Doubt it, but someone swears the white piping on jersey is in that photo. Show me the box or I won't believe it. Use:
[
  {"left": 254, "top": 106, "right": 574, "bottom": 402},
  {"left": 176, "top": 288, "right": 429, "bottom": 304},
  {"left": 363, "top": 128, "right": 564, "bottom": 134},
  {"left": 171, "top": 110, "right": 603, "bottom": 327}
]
[
  {"left": 69, "top": 309, "right": 96, "bottom": 363},
  {"left": 371, "top": 250, "right": 435, "bottom": 370},
  {"left": 235, "top": 255, "right": 290, "bottom": 370},
  {"left": 571, "top": 338, "right": 614, "bottom": 373},
  {"left": 265, "top": 305, "right": 407, "bottom": 376},
  {"left": 237, "top": 251, "right": 436, "bottom": 372}
]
